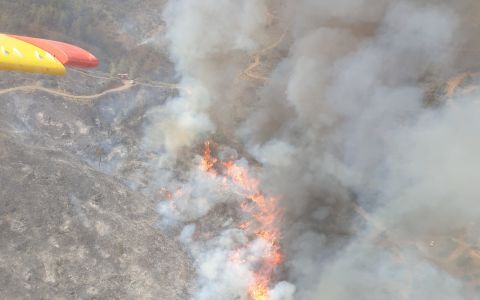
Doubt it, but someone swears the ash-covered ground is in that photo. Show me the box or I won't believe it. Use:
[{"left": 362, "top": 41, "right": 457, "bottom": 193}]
[
  {"left": 0, "top": 84, "right": 193, "bottom": 299},
  {"left": 0, "top": 1, "right": 198, "bottom": 298}
]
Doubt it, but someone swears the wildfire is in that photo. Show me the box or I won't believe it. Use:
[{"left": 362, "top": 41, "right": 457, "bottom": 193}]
[
  {"left": 200, "top": 141, "right": 217, "bottom": 173},
  {"left": 249, "top": 279, "right": 269, "bottom": 300},
  {"left": 199, "top": 141, "right": 283, "bottom": 300}
]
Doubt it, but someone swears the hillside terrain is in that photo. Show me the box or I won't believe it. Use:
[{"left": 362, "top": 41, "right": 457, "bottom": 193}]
[
  {"left": 0, "top": 0, "right": 173, "bottom": 80},
  {"left": 4, "top": 1, "right": 480, "bottom": 299},
  {"left": 0, "top": 1, "right": 191, "bottom": 299}
]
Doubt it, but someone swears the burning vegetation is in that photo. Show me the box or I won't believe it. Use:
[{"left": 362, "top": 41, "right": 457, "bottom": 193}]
[
  {"left": 145, "top": 0, "right": 480, "bottom": 299},
  {"left": 198, "top": 141, "right": 283, "bottom": 300}
]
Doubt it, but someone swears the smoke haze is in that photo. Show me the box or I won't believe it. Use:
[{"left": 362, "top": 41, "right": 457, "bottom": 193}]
[{"left": 143, "top": 0, "right": 480, "bottom": 299}]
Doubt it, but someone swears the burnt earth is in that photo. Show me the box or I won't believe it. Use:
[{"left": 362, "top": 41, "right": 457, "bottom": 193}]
[{"left": 0, "top": 89, "right": 192, "bottom": 299}]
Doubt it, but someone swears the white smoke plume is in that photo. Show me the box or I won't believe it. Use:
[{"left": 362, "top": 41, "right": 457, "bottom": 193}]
[{"left": 142, "top": 0, "right": 480, "bottom": 299}]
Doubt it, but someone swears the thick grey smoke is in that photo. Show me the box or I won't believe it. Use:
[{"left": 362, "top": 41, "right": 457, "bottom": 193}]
[{"left": 142, "top": 0, "right": 480, "bottom": 299}]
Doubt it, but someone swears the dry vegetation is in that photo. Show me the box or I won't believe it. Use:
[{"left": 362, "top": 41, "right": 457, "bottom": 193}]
[{"left": 0, "top": 0, "right": 173, "bottom": 79}]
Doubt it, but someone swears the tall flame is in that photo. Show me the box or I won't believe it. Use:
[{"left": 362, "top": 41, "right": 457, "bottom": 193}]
[
  {"left": 199, "top": 141, "right": 217, "bottom": 173},
  {"left": 199, "top": 141, "right": 283, "bottom": 300}
]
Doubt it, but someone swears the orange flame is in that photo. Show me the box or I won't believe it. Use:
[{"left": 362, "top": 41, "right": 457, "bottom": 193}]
[
  {"left": 249, "top": 279, "right": 269, "bottom": 300},
  {"left": 200, "top": 141, "right": 217, "bottom": 174},
  {"left": 199, "top": 141, "right": 283, "bottom": 300}
]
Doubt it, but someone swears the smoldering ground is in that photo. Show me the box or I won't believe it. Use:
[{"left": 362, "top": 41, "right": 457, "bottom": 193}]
[{"left": 142, "top": 0, "right": 480, "bottom": 299}]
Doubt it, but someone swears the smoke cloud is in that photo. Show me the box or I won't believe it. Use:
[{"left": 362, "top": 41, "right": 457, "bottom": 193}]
[{"left": 142, "top": 0, "right": 480, "bottom": 299}]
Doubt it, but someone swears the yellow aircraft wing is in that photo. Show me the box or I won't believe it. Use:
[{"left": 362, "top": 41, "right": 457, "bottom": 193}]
[{"left": 0, "top": 34, "right": 65, "bottom": 75}]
